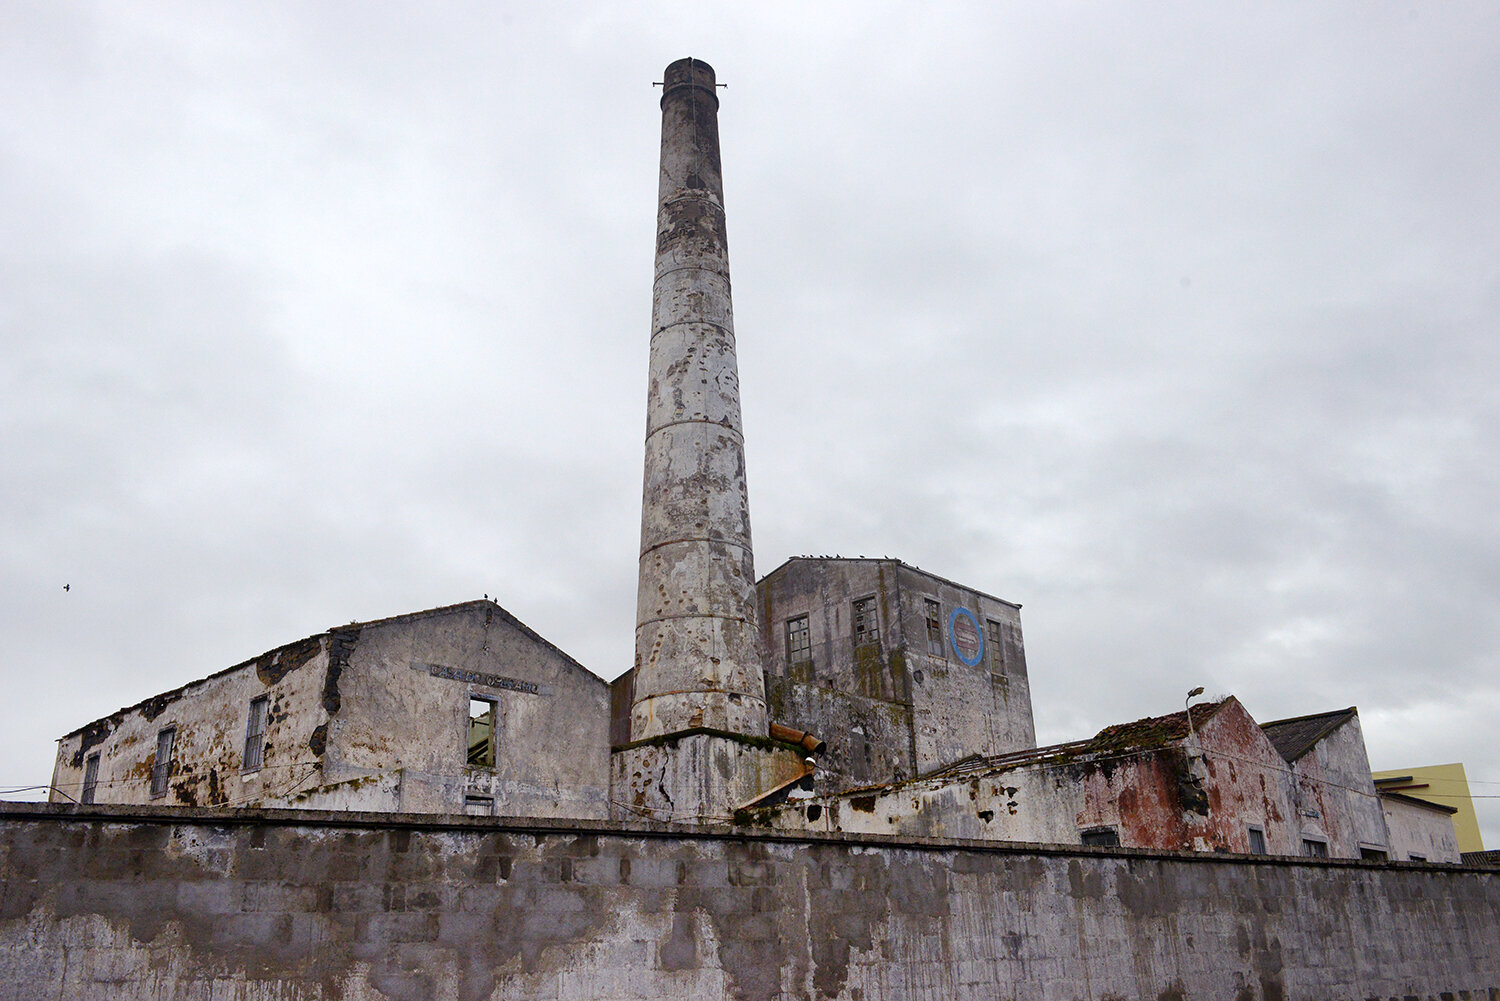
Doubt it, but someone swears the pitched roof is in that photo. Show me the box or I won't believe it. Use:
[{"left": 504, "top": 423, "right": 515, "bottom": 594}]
[
  {"left": 921, "top": 699, "right": 1232, "bottom": 781},
  {"left": 1259, "top": 707, "right": 1357, "bottom": 763}
]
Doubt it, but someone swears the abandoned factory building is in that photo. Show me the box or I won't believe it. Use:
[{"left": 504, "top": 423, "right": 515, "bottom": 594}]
[{"left": 49, "top": 56, "right": 1465, "bottom": 872}]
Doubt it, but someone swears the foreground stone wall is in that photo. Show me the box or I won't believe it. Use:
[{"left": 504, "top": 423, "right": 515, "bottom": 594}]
[{"left": 0, "top": 803, "right": 1495, "bottom": 1001}]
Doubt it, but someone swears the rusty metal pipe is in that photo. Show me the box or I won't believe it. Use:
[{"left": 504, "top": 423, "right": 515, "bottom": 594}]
[{"left": 769, "top": 722, "right": 826, "bottom": 755}]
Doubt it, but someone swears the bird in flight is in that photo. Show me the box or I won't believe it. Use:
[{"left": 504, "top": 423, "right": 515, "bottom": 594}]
[{"left": 62, "top": 584, "right": 70, "bottom": 592}]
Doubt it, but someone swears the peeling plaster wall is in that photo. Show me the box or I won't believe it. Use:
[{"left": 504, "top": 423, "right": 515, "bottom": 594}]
[
  {"left": 1284, "top": 714, "right": 1389, "bottom": 856},
  {"left": 756, "top": 559, "right": 1034, "bottom": 791},
  {"left": 318, "top": 604, "right": 611, "bottom": 820},
  {"left": 1384, "top": 796, "right": 1463, "bottom": 863},
  {"left": 50, "top": 634, "right": 332, "bottom": 809},
  {"left": 755, "top": 701, "right": 1388, "bottom": 859},
  {"left": 50, "top": 602, "right": 612, "bottom": 822},
  {"left": 1, "top": 805, "right": 1496, "bottom": 1001}
]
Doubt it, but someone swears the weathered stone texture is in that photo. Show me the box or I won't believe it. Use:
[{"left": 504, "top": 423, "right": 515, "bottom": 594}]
[
  {"left": 758, "top": 558, "right": 1035, "bottom": 791},
  {"left": 632, "top": 57, "right": 767, "bottom": 744},
  {"left": 2, "top": 805, "right": 1495, "bottom": 1000}
]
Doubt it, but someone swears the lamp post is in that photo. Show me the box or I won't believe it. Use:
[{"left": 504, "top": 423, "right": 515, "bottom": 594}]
[{"left": 1185, "top": 686, "right": 1206, "bottom": 753}]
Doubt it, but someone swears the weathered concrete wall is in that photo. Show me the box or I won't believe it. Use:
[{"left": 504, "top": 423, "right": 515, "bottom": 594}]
[
  {"left": 1285, "top": 713, "right": 1388, "bottom": 856},
  {"left": 1384, "top": 795, "right": 1463, "bottom": 863},
  {"left": 326, "top": 603, "right": 611, "bottom": 819},
  {"left": 51, "top": 601, "right": 613, "bottom": 821},
  {"left": 750, "top": 699, "right": 1393, "bottom": 860},
  {"left": 1, "top": 803, "right": 1496, "bottom": 1001},
  {"left": 51, "top": 632, "right": 334, "bottom": 809},
  {"left": 632, "top": 56, "right": 767, "bottom": 745},
  {"left": 757, "top": 558, "right": 1034, "bottom": 791}
]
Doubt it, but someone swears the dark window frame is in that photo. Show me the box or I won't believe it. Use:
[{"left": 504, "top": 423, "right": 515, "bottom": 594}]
[
  {"left": 852, "top": 596, "right": 880, "bottom": 647},
  {"left": 1247, "top": 825, "right": 1267, "bottom": 854},
  {"left": 1080, "top": 826, "right": 1120, "bottom": 847},
  {"left": 1302, "top": 838, "right": 1329, "bottom": 858},
  {"left": 243, "top": 695, "right": 269, "bottom": 772},
  {"left": 81, "top": 753, "right": 100, "bottom": 805},
  {"left": 924, "top": 599, "right": 944, "bottom": 656},
  {"left": 150, "top": 727, "right": 176, "bottom": 799},
  {"left": 986, "top": 619, "right": 1005, "bottom": 671},
  {"left": 785, "top": 614, "right": 812, "bottom": 664}
]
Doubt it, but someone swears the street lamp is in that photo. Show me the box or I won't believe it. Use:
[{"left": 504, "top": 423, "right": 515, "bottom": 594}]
[{"left": 1185, "top": 686, "right": 1206, "bottom": 751}]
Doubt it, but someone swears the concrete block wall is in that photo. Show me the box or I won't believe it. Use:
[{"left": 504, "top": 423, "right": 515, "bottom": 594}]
[{"left": 1, "top": 803, "right": 1497, "bottom": 1000}]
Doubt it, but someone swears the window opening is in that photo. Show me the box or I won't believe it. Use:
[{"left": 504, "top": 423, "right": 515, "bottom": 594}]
[
  {"left": 987, "top": 620, "right": 1005, "bottom": 671},
  {"left": 1302, "top": 838, "right": 1328, "bottom": 858},
  {"left": 464, "top": 795, "right": 494, "bottom": 817},
  {"left": 1081, "top": 826, "right": 1120, "bottom": 847},
  {"left": 1247, "top": 826, "right": 1266, "bottom": 854},
  {"left": 1408, "top": 853, "right": 1426, "bottom": 862},
  {"left": 852, "top": 597, "right": 879, "bottom": 647},
  {"left": 785, "top": 614, "right": 811, "bottom": 664},
  {"left": 1359, "top": 846, "right": 1388, "bottom": 861},
  {"left": 81, "top": 753, "right": 100, "bottom": 805},
  {"left": 243, "top": 695, "right": 269, "bottom": 771},
  {"left": 151, "top": 728, "right": 175, "bottom": 799},
  {"left": 468, "top": 697, "right": 496, "bottom": 767},
  {"left": 924, "top": 600, "right": 944, "bottom": 656}
]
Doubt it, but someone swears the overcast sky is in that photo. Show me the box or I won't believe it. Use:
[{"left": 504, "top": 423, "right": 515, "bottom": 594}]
[{"left": 3, "top": 2, "right": 1497, "bottom": 846}]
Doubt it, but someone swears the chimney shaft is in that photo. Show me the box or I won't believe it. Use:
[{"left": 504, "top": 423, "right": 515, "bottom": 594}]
[{"left": 630, "top": 58, "right": 767, "bottom": 741}]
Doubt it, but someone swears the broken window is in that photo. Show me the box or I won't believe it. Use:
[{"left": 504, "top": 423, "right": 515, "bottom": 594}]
[
  {"left": 785, "top": 614, "right": 811, "bottom": 664},
  {"left": 987, "top": 619, "right": 1005, "bottom": 671},
  {"left": 1302, "top": 838, "right": 1328, "bottom": 858},
  {"left": 468, "top": 697, "right": 496, "bottom": 767},
  {"left": 1247, "top": 826, "right": 1266, "bottom": 854},
  {"left": 243, "top": 695, "right": 269, "bottom": 772},
  {"left": 464, "top": 795, "right": 494, "bottom": 817},
  {"left": 852, "top": 596, "right": 879, "bottom": 647},
  {"left": 924, "top": 600, "right": 944, "bottom": 656},
  {"left": 81, "top": 753, "right": 100, "bottom": 805},
  {"left": 1080, "top": 826, "right": 1120, "bottom": 847},
  {"left": 151, "top": 728, "right": 175, "bottom": 799}
]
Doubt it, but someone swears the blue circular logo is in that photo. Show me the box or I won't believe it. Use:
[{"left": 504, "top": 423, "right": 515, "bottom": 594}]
[{"left": 949, "top": 607, "right": 984, "bottom": 667}]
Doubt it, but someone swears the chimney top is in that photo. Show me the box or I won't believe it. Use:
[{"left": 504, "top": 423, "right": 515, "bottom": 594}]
[{"left": 661, "top": 57, "right": 718, "bottom": 108}]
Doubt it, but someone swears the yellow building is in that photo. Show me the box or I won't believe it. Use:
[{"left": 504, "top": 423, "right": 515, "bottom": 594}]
[{"left": 1373, "top": 762, "right": 1485, "bottom": 854}]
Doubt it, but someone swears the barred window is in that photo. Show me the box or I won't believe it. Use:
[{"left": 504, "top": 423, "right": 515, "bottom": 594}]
[
  {"left": 81, "top": 753, "right": 100, "bottom": 805},
  {"left": 150, "top": 728, "right": 175, "bottom": 799},
  {"left": 786, "top": 614, "right": 811, "bottom": 664},
  {"left": 852, "top": 597, "right": 879, "bottom": 646},
  {"left": 924, "top": 599, "right": 944, "bottom": 656},
  {"left": 243, "top": 695, "right": 269, "bottom": 771}
]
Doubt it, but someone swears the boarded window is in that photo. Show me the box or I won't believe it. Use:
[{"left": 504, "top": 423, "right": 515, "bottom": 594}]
[
  {"left": 924, "top": 600, "right": 944, "bottom": 656},
  {"left": 786, "top": 614, "right": 811, "bottom": 664},
  {"left": 1303, "top": 838, "right": 1328, "bottom": 858},
  {"left": 243, "top": 695, "right": 269, "bottom": 771},
  {"left": 464, "top": 795, "right": 494, "bottom": 817},
  {"left": 987, "top": 619, "right": 1005, "bottom": 671},
  {"left": 1247, "top": 826, "right": 1266, "bottom": 854},
  {"left": 151, "top": 728, "right": 175, "bottom": 799},
  {"left": 468, "top": 698, "right": 496, "bottom": 767},
  {"left": 1081, "top": 827, "right": 1120, "bottom": 847},
  {"left": 81, "top": 753, "right": 100, "bottom": 805},
  {"left": 852, "top": 597, "right": 879, "bottom": 647}
]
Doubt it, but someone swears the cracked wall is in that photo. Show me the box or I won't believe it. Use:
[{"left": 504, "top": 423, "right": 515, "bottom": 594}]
[{"left": 0, "top": 804, "right": 1496, "bottom": 1001}]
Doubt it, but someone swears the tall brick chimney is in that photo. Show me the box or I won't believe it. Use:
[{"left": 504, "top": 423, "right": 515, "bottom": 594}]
[{"left": 629, "top": 57, "right": 768, "bottom": 743}]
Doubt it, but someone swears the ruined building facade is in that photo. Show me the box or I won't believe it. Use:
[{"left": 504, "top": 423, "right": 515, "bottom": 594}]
[{"left": 48, "top": 59, "right": 1459, "bottom": 868}]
